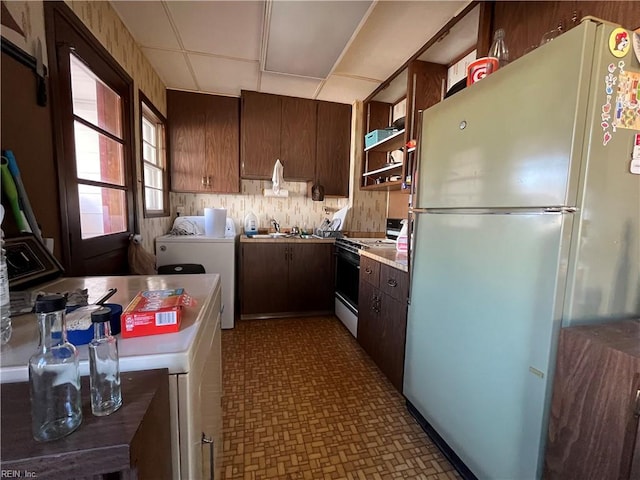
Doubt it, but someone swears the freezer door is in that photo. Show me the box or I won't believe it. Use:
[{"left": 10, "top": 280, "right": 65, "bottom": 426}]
[
  {"left": 404, "top": 211, "right": 572, "bottom": 479},
  {"left": 416, "top": 21, "right": 598, "bottom": 209}
]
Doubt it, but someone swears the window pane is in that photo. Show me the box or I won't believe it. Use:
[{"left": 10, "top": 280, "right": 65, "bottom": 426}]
[
  {"left": 70, "top": 54, "right": 122, "bottom": 138},
  {"left": 74, "top": 121, "right": 125, "bottom": 186},
  {"left": 78, "top": 185, "right": 127, "bottom": 239},
  {"left": 144, "top": 164, "right": 163, "bottom": 189},
  {"left": 142, "top": 116, "right": 156, "bottom": 145},
  {"left": 145, "top": 187, "right": 163, "bottom": 211},
  {"left": 143, "top": 142, "right": 157, "bottom": 165}
]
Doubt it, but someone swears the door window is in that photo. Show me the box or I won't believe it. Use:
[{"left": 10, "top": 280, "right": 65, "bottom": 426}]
[{"left": 70, "top": 54, "right": 128, "bottom": 239}]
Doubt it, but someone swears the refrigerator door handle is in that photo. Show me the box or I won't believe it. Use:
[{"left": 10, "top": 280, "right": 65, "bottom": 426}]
[{"left": 544, "top": 206, "right": 577, "bottom": 213}]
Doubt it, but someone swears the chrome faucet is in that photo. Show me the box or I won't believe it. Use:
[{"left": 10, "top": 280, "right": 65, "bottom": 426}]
[{"left": 270, "top": 218, "right": 280, "bottom": 233}]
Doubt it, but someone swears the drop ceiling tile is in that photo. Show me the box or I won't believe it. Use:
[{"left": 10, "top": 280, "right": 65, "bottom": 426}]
[
  {"left": 315, "top": 75, "right": 379, "bottom": 104},
  {"left": 165, "top": 1, "right": 263, "bottom": 60},
  {"left": 141, "top": 48, "right": 198, "bottom": 91},
  {"left": 334, "top": 1, "right": 467, "bottom": 80},
  {"left": 259, "top": 73, "right": 321, "bottom": 99},
  {"left": 189, "top": 54, "right": 259, "bottom": 96},
  {"left": 265, "top": 1, "right": 371, "bottom": 78},
  {"left": 111, "top": 1, "right": 180, "bottom": 50}
]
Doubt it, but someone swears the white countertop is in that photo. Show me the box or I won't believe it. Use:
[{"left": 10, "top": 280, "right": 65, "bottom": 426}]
[{"left": 0, "top": 274, "right": 221, "bottom": 383}]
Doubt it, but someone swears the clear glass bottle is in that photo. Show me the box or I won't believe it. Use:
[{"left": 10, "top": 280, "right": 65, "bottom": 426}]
[
  {"left": 488, "top": 28, "right": 510, "bottom": 68},
  {"left": 0, "top": 205, "right": 11, "bottom": 345},
  {"left": 29, "top": 294, "right": 82, "bottom": 442},
  {"left": 0, "top": 238, "right": 11, "bottom": 345},
  {"left": 89, "top": 306, "right": 122, "bottom": 416}
]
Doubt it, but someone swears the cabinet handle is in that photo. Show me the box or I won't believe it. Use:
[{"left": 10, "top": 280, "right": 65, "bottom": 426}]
[
  {"left": 365, "top": 267, "right": 372, "bottom": 274},
  {"left": 284, "top": 247, "right": 288, "bottom": 261},
  {"left": 202, "top": 432, "right": 214, "bottom": 480},
  {"left": 634, "top": 389, "right": 640, "bottom": 417},
  {"left": 159, "top": 245, "right": 166, "bottom": 252},
  {"left": 201, "top": 176, "right": 207, "bottom": 186},
  {"left": 387, "top": 278, "right": 398, "bottom": 288},
  {"left": 207, "top": 176, "right": 212, "bottom": 187}
]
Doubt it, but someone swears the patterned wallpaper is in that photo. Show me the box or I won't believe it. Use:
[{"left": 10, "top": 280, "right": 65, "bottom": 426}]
[
  {"left": 171, "top": 101, "right": 387, "bottom": 237},
  {"left": 7, "top": 1, "right": 387, "bottom": 253}
]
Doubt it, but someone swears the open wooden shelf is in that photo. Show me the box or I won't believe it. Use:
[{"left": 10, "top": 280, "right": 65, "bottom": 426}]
[
  {"left": 364, "top": 129, "right": 405, "bottom": 152},
  {"left": 361, "top": 180, "right": 404, "bottom": 191},
  {"left": 362, "top": 162, "right": 403, "bottom": 177}
]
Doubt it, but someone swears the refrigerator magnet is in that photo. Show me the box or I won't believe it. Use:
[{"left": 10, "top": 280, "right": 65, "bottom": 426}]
[
  {"left": 633, "top": 31, "right": 640, "bottom": 62},
  {"left": 631, "top": 134, "right": 640, "bottom": 175},
  {"left": 609, "top": 28, "right": 630, "bottom": 58}
]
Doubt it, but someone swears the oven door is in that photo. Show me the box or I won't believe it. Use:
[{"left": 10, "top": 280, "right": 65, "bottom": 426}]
[{"left": 335, "top": 246, "right": 359, "bottom": 313}]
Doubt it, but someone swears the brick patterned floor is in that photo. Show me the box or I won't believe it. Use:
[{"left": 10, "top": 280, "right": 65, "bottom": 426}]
[{"left": 221, "top": 316, "right": 460, "bottom": 480}]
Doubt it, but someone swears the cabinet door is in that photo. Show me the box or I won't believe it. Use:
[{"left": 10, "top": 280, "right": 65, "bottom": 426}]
[
  {"left": 201, "top": 316, "right": 222, "bottom": 480},
  {"left": 357, "top": 279, "right": 379, "bottom": 359},
  {"left": 204, "top": 95, "right": 240, "bottom": 193},
  {"left": 169, "top": 91, "right": 240, "bottom": 193},
  {"left": 316, "top": 101, "right": 351, "bottom": 196},
  {"left": 360, "top": 256, "right": 380, "bottom": 288},
  {"left": 241, "top": 91, "right": 281, "bottom": 179},
  {"left": 378, "top": 293, "right": 407, "bottom": 392},
  {"left": 168, "top": 90, "right": 206, "bottom": 192},
  {"left": 379, "top": 263, "right": 408, "bottom": 303},
  {"left": 288, "top": 243, "right": 334, "bottom": 312},
  {"left": 241, "top": 243, "right": 288, "bottom": 315},
  {"left": 281, "top": 96, "right": 316, "bottom": 180}
]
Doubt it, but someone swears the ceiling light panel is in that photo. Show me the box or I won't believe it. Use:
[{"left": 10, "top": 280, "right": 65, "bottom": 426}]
[
  {"left": 166, "top": 1, "right": 264, "bottom": 60},
  {"left": 265, "top": 1, "right": 371, "bottom": 79}
]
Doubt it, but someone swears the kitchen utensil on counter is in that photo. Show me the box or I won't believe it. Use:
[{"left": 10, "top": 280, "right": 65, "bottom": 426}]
[{"left": 63, "top": 288, "right": 120, "bottom": 344}]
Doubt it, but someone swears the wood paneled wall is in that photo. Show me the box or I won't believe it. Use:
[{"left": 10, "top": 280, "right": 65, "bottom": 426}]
[
  {"left": 1, "top": 52, "right": 62, "bottom": 260},
  {"left": 491, "top": 1, "right": 640, "bottom": 62}
]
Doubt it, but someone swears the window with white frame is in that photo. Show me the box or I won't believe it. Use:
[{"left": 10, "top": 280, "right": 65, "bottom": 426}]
[{"left": 140, "top": 94, "right": 169, "bottom": 217}]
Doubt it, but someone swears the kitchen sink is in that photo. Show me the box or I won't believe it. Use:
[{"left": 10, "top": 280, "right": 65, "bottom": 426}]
[
  {"left": 246, "top": 233, "right": 320, "bottom": 239},
  {"left": 246, "top": 233, "right": 291, "bottom": 239}
]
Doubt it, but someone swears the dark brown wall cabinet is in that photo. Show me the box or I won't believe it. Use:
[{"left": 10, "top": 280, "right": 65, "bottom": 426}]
[
  {"left": 167, "top": 90, "right": 240, "bottom": 193},
  {"left": 241, "top": 90, "right": 351, "bottom": 197},
  {"left": 316, "top": 101, "right": 351, "bottom": 197},
  {"left": 241, "top": 90, "right": 316, "bottom": 181},
  {"left": 240, "top": 242, "right": 334, "bottom": 318},
  {"left": 357, "top": 255, "right": 409, "bottom": 391},
  {"left": 544, "top": 320, "right": 640, "bottom": 480}
]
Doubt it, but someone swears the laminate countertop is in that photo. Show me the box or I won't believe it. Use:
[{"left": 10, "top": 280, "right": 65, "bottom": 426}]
[
  {"left": 0, "top": 274, "right": 221, "bottom": 383},
  {"left": 240, "top": 235, "right": 335, "bottom": 244},
  {"left": 361, "top": 247, "right": 409, "bottom": 272}
]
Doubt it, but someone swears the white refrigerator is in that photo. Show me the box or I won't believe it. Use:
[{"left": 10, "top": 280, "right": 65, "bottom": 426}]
[{"left": 403, "top": 19, "right": 640, "bottom": 479}]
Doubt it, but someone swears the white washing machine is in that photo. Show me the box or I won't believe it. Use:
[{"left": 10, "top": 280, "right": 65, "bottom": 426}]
[{"left": 155, "top": 216, "right": 236, "bottom": 329}]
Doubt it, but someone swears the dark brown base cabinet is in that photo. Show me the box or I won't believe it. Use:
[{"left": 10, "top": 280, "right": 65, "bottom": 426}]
[
  {"left": 357, "top": 255, "right": 409, "bottom": 391},
  {"left": 240, "top": 242, "right": 334, "bottom": 318},
  {"left": 544, "top": 320, "right": 640, "bottom": 480}
]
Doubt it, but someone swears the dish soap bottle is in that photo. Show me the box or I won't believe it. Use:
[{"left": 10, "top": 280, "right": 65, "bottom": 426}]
[
  {"left": 396, "top": 219, "right": 409, "bottom": 252},
  {"left": 244, "top": 211, "right": 258, "bottom": 236}
]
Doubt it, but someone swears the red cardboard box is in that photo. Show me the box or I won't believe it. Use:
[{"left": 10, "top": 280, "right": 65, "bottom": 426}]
[{"left": 121, "top": 289, "right": 195, "bottom": 338}]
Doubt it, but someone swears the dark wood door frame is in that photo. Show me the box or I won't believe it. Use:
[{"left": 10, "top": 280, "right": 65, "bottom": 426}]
[{"left": 44, "top": 1, "right": 136, "bottom": 275}]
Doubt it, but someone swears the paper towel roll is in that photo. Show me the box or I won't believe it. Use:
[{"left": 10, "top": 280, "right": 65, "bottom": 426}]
[{"left": 205, "top": 208, "right": 227, "bottom": 237}]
